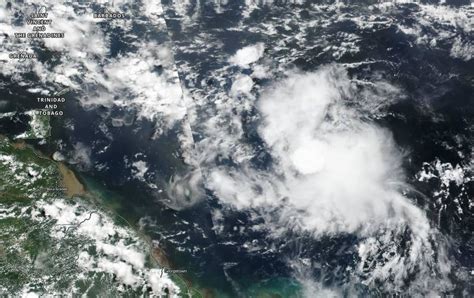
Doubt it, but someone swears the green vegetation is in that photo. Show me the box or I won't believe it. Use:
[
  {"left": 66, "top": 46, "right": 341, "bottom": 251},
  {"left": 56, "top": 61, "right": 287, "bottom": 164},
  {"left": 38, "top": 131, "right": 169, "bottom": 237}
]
[
  {"left": 15, "top": 111, "right": 51, "bottom": 140},
  {"left": 0, "top": 136, "right": 77, "bottom": 294},
  {"left": 0, "top": 137, "right": 59, "bottom": 203},
  {"left": 0, "top": 136, "right": 200, "bottom": 297}
]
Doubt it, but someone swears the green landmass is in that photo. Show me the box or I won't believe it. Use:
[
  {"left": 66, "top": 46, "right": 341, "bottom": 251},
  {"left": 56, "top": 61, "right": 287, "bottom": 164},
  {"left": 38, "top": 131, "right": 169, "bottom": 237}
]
[{"left": 0, "top": 136, "right": 199, "bottom": 297}]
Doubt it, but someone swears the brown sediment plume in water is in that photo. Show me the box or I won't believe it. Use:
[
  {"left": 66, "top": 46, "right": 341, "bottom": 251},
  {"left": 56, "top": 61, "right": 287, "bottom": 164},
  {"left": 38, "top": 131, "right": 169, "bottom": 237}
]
[
  {"left": 151, "top": 244, "right": 172, "bottom": 269},
  {"left": 58, "top": 163, "right": 85, "bottom": 197}
]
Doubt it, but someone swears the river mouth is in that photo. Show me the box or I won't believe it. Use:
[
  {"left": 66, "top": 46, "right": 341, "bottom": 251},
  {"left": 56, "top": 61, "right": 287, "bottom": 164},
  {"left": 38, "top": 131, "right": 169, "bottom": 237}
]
[{"left": 58, "top": 163, "right": 85, "bottom": 198}]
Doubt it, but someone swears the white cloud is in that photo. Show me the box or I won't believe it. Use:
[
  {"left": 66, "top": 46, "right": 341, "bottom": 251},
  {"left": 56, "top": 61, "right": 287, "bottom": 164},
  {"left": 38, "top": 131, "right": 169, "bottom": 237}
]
[
  {"left": 70, "top": 142, "right": 92, "bottom": 170},
  {"left": 202, "top": 65, "right": 453, "bottom": 292},
  {"left": 100, "top": 41, "right": 187, "bottom": 125},
  {"left": 142, "top": 0, "right": 165, "bottom": 22},
  {"left": 288, "top": 139, "right": 328, "bottom": 175},
  {"left": 97, "top": 259, "right": 140, "bottom": 286},
  {"left": 35, "top": 199, "right": 180, "bottom": 296},
  {"left": 165, "top": 169, "right": 205, "bottom": 210},
  {"left": 230, "top": 74, "right": 254, "bottom": 97},
  {"left": 450, "top": 37, "right": 473, "bottom": 61},
  {"left": 147, "top": 269, "right": 180, "bottom": 296},
  {"left": 251, "top": 64, "right": 270, "bottom": 79},
  {"left": 229, "top": 43, "right": 265, "bottom": 67},
  {"left": 132, "top": 160, "right": 148, "bottom": 181},
  {"left": 96, "top": 241, "right": 145, "bottom": 269},
  {"left": 0, "top": 0, "right": 188, "bottom": 134}
]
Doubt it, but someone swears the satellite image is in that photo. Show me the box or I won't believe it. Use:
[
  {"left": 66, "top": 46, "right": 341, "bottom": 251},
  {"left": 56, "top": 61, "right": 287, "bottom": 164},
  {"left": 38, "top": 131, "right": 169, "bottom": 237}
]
[{"left": 0, "top": 0, "right": 472, "bottom": 297}]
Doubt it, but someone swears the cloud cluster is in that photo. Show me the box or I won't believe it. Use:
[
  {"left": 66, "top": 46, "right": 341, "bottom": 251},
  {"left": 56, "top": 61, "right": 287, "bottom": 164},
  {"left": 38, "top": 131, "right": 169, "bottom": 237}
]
[
  {"left": 35, "top": 199, "right": 180, "bottom": 296},
  {"left": 0, "top": 0, "right": 187, "bottom": 131},
  {"left": 229, "top": 43, "right": 265, "bottom": 67},
  {"left": 200, "top": 65, "right": 453, "bottom": 293}
]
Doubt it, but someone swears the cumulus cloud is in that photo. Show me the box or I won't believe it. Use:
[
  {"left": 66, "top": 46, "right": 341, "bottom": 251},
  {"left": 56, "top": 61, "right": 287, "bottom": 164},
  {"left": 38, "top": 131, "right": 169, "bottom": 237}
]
[
  {"left": 161, "top": 0, "right": 472, "bottom": 293},
  {"left": 97, "top": 259, "right": 140, "bottom": 286},
  {"left": 1, "top": 0, "right": 200, "bottom": 212},
  {"left": 229, "top": 43, "right": 265, "bottom": 67},
  {"left": 70, "top": 142, "right": 92, "bottom": 170},
  {"left": 255, "top": 67, "right": 408, "bottom": 234},
  {"left": 450, "top": 37, "right": 473, "bottom": 61},
  {"left": 230, "top": 74, "right": 254, "bottom": 97},
  {"left": 207, "top": 66, "right": 414, "bottom": 236},
  {"left": 96, "top": 241, "right": 145, "bottom": 269},
  {"left": 132, "top": 160, "right": 148, "bottom": 181},
  {"left": 0, "top": 0, "right": 188, "bottom": 132},
  {"left": 164, "top": 169, "right": 205, "bottom": 210},
  {"left": 202, "top": 65, "right": 453, "bottom": 292},
  {"left": 99, "top": 40, "right": 187, "bottom": 125},
  {"left": 35, "top": 199, "right": 180, "bottom": 296}
]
